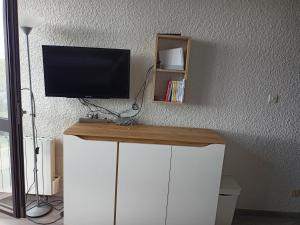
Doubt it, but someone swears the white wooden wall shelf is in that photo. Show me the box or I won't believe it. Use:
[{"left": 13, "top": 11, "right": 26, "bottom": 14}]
[{"left": 63, "top": 122, "right": 225, "bottom": 225}]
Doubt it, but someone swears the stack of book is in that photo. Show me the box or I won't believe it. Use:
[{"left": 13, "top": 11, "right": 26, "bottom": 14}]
[{"left": 165, "top": 80, "right": 185, "bottom": 102}]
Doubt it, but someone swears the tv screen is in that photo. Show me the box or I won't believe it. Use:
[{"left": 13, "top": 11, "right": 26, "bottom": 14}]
[{"left": 42, "top": 45, "right": 130, "bottom": 98}]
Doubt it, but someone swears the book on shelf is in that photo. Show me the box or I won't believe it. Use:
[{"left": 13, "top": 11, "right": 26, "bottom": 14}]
[
  {"left": 165, "top": 80, "right": 185, "bottom": 103},
  {"left": 165, "top": 80, "right": 172, "bottom": 101}
]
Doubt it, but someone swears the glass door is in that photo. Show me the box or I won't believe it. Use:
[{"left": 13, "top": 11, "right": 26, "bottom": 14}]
[
  {"left": 0, "top": 0, "right": 25, "bottom": 218},
  {"left": 0, "top": 0, "right": 12, "bottom": 213}
]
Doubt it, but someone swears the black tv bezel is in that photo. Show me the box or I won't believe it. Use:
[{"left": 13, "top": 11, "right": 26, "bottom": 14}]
[{"left": 42, "top": 45, "right": 130, "bottom": 99}]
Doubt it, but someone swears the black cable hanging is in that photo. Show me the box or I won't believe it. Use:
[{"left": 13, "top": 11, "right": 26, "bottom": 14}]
[{"left": 78, "top": 65, "right": 154, "bottom": 124}]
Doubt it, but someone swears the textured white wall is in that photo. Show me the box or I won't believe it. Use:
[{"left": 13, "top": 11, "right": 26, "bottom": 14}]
[{"left": 18, "top": 0, "right": 299, "bottom": 212}]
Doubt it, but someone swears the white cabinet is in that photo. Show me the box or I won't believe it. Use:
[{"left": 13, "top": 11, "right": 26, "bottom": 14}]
[
  {"left": 167, "top": 144, "right": 225, "bottom": 225},
  {"left": 116, "top": 143, "right": 171, "bottom": 225},
  {"left": 64, "top": 131, "right": 225, "bottom": 225},
  {"left": 64, "top": 135, "right": 117, "bottom": 225}
]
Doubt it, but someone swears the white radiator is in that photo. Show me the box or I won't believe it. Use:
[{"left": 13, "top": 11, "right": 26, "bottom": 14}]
[{"left": 0, "top": 137, "right": 60, "bottom": 195}]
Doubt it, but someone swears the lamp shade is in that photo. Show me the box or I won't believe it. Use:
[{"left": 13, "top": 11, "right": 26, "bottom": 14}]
[{"left": 19, "top": 15, "right": 42, "bottom": 30}]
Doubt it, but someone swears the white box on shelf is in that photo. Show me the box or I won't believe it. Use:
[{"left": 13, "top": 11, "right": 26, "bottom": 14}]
[{"left": 159, "top": 47, "right": 184, "bottom": 70}]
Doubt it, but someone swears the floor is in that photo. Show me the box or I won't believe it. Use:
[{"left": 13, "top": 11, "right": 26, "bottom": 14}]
[
  {"left": 0, "top": 212, "right": 299, "bottom": 225},
  {"left": 232, "top": 214, "right": 300, "bottom": 225},
  {"left": 0, "top": 193, "right": 12, "bottom": 200},
  {"left": 0, "top": 210, "right": 63, "bottom": 225},
  {"left": 0, "top": 195, "right": 64, "bottom": 225}
]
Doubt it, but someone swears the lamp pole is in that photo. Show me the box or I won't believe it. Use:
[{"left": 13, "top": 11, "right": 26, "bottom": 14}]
[{"left": 21, "top": 26, "right": 52, "bottom": 218}]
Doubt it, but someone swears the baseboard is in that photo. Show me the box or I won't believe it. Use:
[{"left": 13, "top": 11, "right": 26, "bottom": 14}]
[{"left": 235, "top": 208, "right": 300, "bottom": 218}]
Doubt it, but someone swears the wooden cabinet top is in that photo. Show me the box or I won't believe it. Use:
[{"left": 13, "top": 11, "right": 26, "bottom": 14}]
[{"left": 64, "top": 122, "right": 225, "bottom": 147}]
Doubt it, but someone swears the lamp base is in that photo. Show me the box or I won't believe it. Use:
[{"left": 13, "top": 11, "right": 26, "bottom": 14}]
[{"left": 26, "top": 203, "right": 52, "bottom": 218}]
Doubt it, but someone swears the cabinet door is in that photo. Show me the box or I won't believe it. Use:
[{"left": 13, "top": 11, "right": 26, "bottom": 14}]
[
  {"left": 116, "top": 142, "right": 171, "bottom": 225},
  {"left": 167, "top": 144, "right": 225, "bottom": 225},
  {"left": 64, "top": 135, "right": 117, "bottom": 225}
]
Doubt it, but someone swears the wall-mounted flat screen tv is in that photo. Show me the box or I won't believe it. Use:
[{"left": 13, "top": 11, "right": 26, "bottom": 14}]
[{"left": 42, "top": 45, "right": 130, "bottom": 98}]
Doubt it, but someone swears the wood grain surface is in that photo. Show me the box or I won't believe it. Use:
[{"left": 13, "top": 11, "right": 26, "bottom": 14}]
[{"left": 64, "top": 122, "right": 225, "bottom": 147}]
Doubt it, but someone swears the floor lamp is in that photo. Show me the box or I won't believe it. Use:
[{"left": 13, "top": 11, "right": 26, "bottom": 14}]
[{"left": 20, "top": 17, "right": 52, "bottom": 218}]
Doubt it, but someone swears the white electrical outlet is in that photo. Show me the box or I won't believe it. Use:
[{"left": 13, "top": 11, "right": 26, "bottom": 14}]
[{"left": 268, "top": 94, "right": 279, "bottom": 104}]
